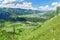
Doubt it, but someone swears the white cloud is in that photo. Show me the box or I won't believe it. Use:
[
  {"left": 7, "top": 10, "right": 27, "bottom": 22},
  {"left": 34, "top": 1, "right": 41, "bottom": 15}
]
[
  {"left": 39, "top": 5, "right": 54, "bottom": 10},
  {"left": 0, "top": 0, "right": 37, "bottom": 10},
  {"left": 2, "top": 0, "right": 23, "bottom": 4},
  {"left": 0, "top": 4, "right": 15, "bottom": 8},
  {"left": 0, "top": 2, "right": 37, "bottom": 10},
  {"left": 16, "top": 2, "right": 37, "bottom": 10},
  {"left": 2, "top": 0, "right": 16, "bottom": 4},
  {"left": 16, "top": 2, "right": 32, "bottom": 8},
  {"left": 52, "top": 2, "right": 60, "bottom": 6},
  {"left": 51, "top": 2, "right": 60, "bottom": 10},
  {"left": 39, "top": 2, "right": 60, "bottom": 11},
  {"left": 0, "top": 0, "right": 60, "bottom": 10},
  {"left": 39, "top": 5, "right": 50, "bottom": 10}
]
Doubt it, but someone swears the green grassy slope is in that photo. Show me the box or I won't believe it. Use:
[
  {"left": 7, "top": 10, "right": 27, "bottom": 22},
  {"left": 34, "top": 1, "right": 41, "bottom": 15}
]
[
  {"left": 0, "top": 22, "right": 38, "bottom": 40},
  {"left": 21, "top": 14, "right": 60, "bottom": 40}
]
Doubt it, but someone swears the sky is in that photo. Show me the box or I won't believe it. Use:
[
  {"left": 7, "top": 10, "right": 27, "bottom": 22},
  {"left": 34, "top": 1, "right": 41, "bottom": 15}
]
[{"left": 0, "top": 0, "right": 60, "bottom": 10}]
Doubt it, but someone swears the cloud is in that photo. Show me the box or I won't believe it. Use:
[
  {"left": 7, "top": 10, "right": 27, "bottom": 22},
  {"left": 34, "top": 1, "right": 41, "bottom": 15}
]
[
  {"left": 2, "top": 0, "right": 23, "bottom": 4},
  {"left": 51, "top": 2, "right": 60, "bottom": 10},
  {"left": 39, "top": 2, "right": 60, "bottom": 11},
  {"left": 0, "top": 0, "right": 37, "bottom": 10},
  {"left": 16, "top": 2, "right": 37, "bottom": 10},
  {"left": 0, "top": 1, "right": 37, "bottom": 10},
  {"left": 39, "top": 5, "right": 50, "bottom": 10},
  {"left": 52, "top": 2, "right": 60, "bottom": 6},
  {"left": 16, "top": 2, "right": 32, "bottom": 8},
  {"left": 39, "top": 5, "right": 55, "bottom": 11},
  {"left": 0, "top": 0, "right": 60, "bottom": 10},
  {"left": 0, "top": 4, "right": 15, "bottom": 8}
]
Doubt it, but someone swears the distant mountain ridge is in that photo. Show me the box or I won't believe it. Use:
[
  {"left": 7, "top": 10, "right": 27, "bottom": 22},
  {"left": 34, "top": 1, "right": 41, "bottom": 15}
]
[
  {"left": 0, "top": 8, "right": 43, "bottom": 22},
  {"left": 0, "top": 8, "right": 43, "bottom": 15}
]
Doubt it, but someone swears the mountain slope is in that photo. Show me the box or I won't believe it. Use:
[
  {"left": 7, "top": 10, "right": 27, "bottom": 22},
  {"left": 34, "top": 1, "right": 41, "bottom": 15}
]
[
  {"left": 21, "top": 14, "right": 60, "bottom": 40},
  {"left": 0, "top": 8, "right": 42, "bottom": 15},
  {"left": 0, "top": 8, "right": 44, "bottom": 22}
]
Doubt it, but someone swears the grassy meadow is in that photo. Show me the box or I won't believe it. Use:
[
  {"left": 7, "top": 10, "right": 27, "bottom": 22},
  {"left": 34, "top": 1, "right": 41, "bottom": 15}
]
[{"left": 0, "top": 6, "right": 60, "bottom": 40}]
